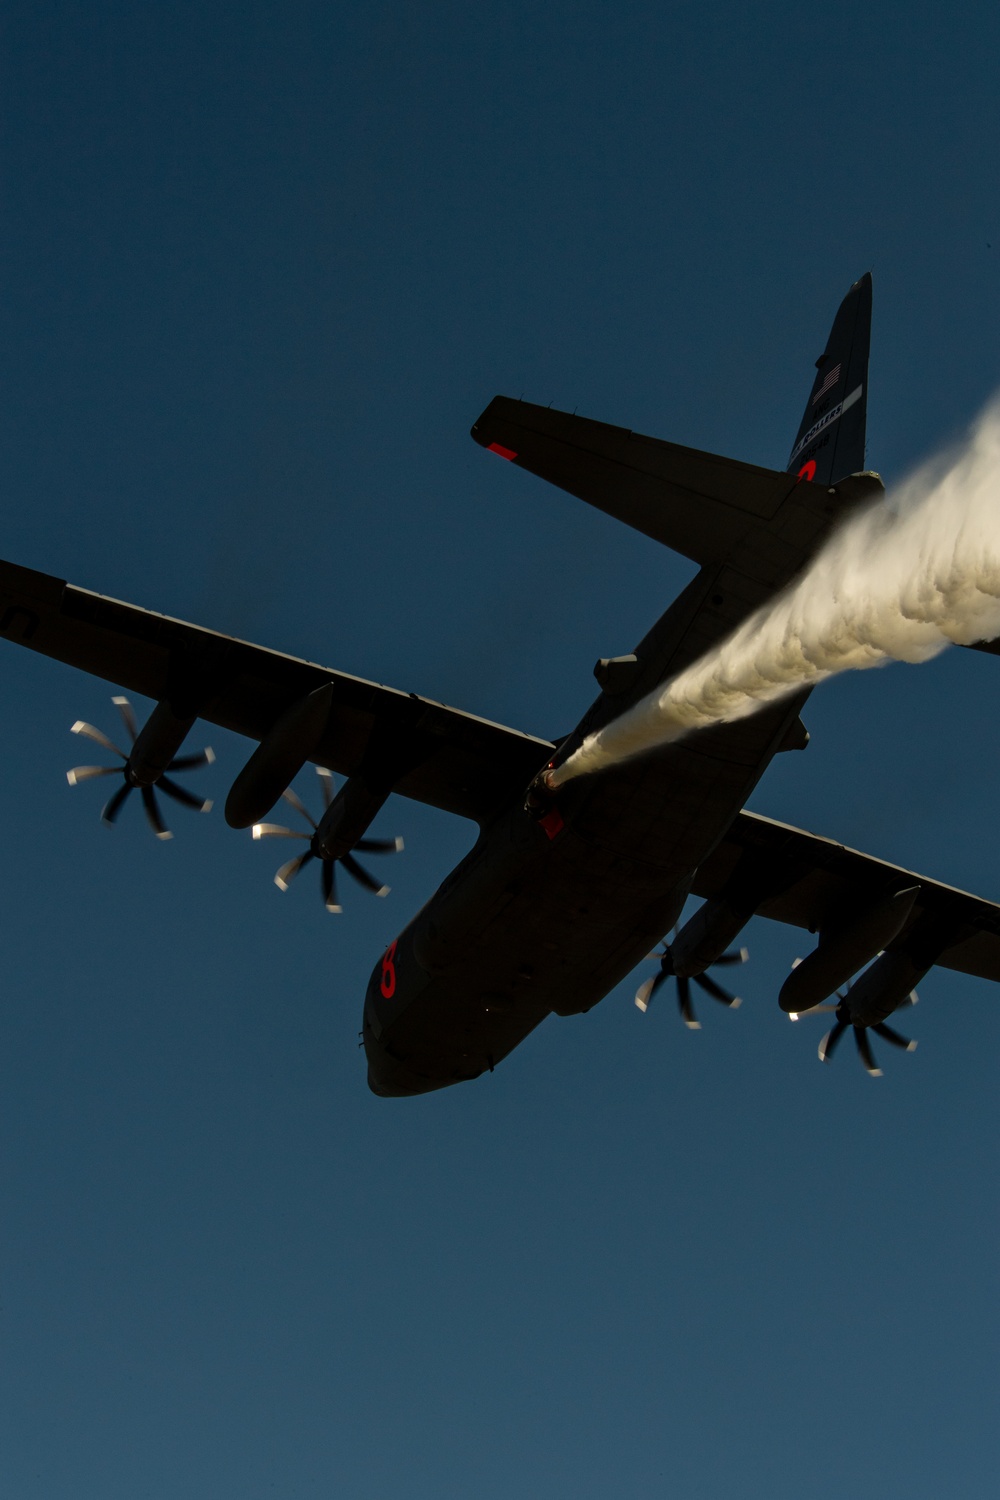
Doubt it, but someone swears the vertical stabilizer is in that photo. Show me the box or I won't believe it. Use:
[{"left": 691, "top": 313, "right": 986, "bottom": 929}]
[{"left": 786, "top": 273, "right": 872, "bottom": 485}]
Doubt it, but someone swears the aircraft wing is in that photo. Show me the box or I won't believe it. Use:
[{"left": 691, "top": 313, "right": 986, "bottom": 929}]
[
  {"left": 0, "top": 558, "right": 554, "bottom": 823},
  {"left": 471, "top": 396, "right": 817, "bottom": 566},
  {"left": 692, "top": 810, "right": 1000, "bottom": 983}
]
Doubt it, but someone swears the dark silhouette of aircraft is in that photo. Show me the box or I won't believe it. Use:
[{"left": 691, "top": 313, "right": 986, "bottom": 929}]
[{"left": 3, "top": 274, "right": 1000, "bottom": 1095}]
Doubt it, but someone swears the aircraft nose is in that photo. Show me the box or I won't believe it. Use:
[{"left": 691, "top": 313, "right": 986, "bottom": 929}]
[{"left": 363, "top": 1031, "right": 445, "bottom": 1098}]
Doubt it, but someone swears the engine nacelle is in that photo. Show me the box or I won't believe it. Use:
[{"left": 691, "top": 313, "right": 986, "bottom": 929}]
[
  {"left": 127, "top": 700, "right": 197, "bottom": 786},
  {"left": 225, "top": 682, "right": 333, "bottom": 827},
  {"left": 779, "top": 885, "right": 919, "bottom": 1014},
  {"left": 315, "top": 774, "right": 391, "bottom": 860},
  {"left": 672, "top": 898, "right": 751, "bottom": 978},
  {"left": 844, "top": 949, "right": 929, "bottom": 1027}
]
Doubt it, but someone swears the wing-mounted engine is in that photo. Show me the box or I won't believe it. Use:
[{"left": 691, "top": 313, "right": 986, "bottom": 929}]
[
  {"left": 789, "top": 976, "right": 920, "bottom": 1078},
  {"left": 634, "top": 897, "right": 750, "bottom": 1027},
  {"left": 67, "top": 695, "right": 214, "bottom": 838},
  {"left": 252, "top": 766, "right": 404, "bottom": 913},
  {"left": 778, "top": 884, "right": 921, "bottom": 1016},
  {"left": 229, "top": 683, "right": 434, "bottom": 912},
  {"left": 634, "top": 840, "right": 806, "bottom": 1026},
  {"left": 785, "top": 905, "right": 969, "bottom": 1075}
]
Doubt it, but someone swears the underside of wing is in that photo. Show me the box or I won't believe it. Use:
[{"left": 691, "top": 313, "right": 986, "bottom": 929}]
[
  {"left": 692, "top": 810, "right": 1000, "bottom": 983},
  {"left": 0, "top": 559, "right": 554, "bottom": 824}
]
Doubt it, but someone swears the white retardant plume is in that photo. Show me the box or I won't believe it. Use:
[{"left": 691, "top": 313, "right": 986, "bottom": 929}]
[{"left": 546, "top": 395, "right": 1000, "bottom": 790}]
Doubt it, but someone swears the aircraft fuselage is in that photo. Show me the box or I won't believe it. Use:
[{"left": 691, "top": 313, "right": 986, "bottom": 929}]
[{"left": 363, "top": 568, "right": 807, "bottom": 1095}]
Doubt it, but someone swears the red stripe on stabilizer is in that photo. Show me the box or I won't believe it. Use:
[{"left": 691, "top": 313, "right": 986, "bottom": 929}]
[
  {"left": 540, "top": 808, "right": 564, "bottom": 840},
  {"left": 487, "top": 442, "right": 518, "bottom": 461}
]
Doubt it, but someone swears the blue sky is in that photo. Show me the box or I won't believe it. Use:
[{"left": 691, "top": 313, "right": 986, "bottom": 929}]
[{"left": 2, "top": 2, "right": 999, "bottom": 1495}]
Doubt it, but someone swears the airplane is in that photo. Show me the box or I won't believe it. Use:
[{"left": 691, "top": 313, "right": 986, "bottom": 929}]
[{"left": 3, "top": 272, "right": 1000, "bottom": 1096}]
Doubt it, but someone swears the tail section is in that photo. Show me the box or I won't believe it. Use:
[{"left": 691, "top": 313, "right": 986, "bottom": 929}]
[{"left": 787, "top": 273, "right": 872, "bottom": 485}]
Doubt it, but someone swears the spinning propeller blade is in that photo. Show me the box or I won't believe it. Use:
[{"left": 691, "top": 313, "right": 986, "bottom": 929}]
[
  {"left": 68, "top": 697, "right": 213, "bottom": 838},
  {"left": 635, "top": 943, "right": 747, "bottom": 1027},
  {"left": 804, "top": 990, "right": 917, "bottom": 1076},
  {"left": 258, "top": 767, "right": 402, "bottom": 912}
]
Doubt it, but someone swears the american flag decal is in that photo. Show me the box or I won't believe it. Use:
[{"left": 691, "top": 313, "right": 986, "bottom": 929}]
[{"left": 812, "top": 362, "right": 841, "bottom": 405}]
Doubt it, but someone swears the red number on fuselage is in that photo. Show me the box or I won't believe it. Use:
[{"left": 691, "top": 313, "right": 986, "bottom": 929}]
[{"left": 380, "top": 940, "right": 398, "bottom": 999}]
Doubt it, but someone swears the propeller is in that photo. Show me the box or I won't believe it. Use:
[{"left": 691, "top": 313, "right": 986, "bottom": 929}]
[
  {"left": 252, "top": 766, "right": 403, "bottom": 912},
  {"left": 789, "top": 989, "right": 918, "bottom": 1076},
  {"left": 634, "top": 939, "right": 747, "bottom": 1028},
  {"left": 67, "top": 696, "right": 214, "bottom": 839}
]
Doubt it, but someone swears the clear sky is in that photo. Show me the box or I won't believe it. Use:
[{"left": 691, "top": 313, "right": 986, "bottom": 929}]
[{"left": 2, "top": 3, "right": 999, "bottom": 1496}]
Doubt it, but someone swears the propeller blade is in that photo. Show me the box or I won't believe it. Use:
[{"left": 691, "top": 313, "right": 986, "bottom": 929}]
[
  {"left": 341, "top": 852, "right": 389, "bottom": 896},
  {"left": 101, "top": 782, "right": 132, "bottom": 824},
  {"left": 167, "top": 748, "right": 215, "bottom": 771},
  {"left": 321, "top": 859, "right": 342, "bottom": 913},
  {"left": 275, "top": 851, "right": 314, "bottom": 890},
  {"left": 317, "top": 766, "right": 335, "bottom": 810},
  {"left": 112, "top": 696, "right": 139, "bottom": 744},
  {"left": 281, "top": 786, "right": 318, "bottom": 830},
  {"left": 818, "top": 1018, "right": 849, "bottom": 1063},
  {"left": 693, "top": 970, "right": 742, "bottom": 1008},
  {"left": 634, "top": 970, "right": 668, "bottom": 1011},
  {"left": 872, "top": 1021, "right": 917, "bottom": 1053},
  {"left": 355, "top": 836, "right": 404, "bottom": 854},
  {"left": 67, "top": 765, "right": 122, "bottom": 785},
  {"left": 677, "top": 974, "right": 700, "bottom": 1029},
  {"left": 158, "top": 775, "right": 212, "bottom": 813},
  {"left": 714, "top": 947, "right": 749, "bottom": 967},
  {"left": 71, "top": 721, "right": 126, "bottom": 758},
  {"left": 854, "top": 1027, "right": 883, "bottom": 1077},
  {"left": 252, "top": 823, "right": 309, "bottom": 841},
  {"left": 141, "top": 786, "right": 172, "bottom": 840}
]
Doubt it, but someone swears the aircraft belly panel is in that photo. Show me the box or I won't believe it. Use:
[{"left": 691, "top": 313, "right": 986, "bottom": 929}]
[{"left": 364, "top": 850, "right": 688, "bottom": 1095}]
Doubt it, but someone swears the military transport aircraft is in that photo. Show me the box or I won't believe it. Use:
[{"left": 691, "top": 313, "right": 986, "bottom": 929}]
[{"left": 3, "top": 273, "right": 1000, "bottom": 1095}]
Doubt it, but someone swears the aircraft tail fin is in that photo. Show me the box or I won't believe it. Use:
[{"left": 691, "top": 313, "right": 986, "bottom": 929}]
[{"left": 786, "top": 273, "right": 872, "bottom": 485}]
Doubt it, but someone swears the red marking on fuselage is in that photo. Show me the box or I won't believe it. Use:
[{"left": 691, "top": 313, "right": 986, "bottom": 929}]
[
  {"left": 487, "top": 442, "right": 518, "bottom": 461},
  {"left": 540, "top": 807, "right": 564, "bottom": 840},
  {"left": 797, "top": 459, "right": 817, "bottom": 481},
  {"left": 380, "top": 940, "right": 397, "bottom": 999}
]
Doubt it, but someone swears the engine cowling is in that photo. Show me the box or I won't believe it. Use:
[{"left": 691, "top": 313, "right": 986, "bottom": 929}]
[
  {"left": 126, "top": 700, "right": 197, "bottom": 786},
  {"left": 225, "top": 683, "right": 333, "bottom": 827},
  {"left": 671, "top": 898, "right": 752, "bottom": 977},
  {"left": 843, "top": 949, "right": 930, "bottom": 1027}
]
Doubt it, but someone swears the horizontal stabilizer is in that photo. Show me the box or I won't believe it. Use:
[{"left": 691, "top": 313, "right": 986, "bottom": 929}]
[{"left": 472, "top": 397, "right": 801, "bottom": 566}]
